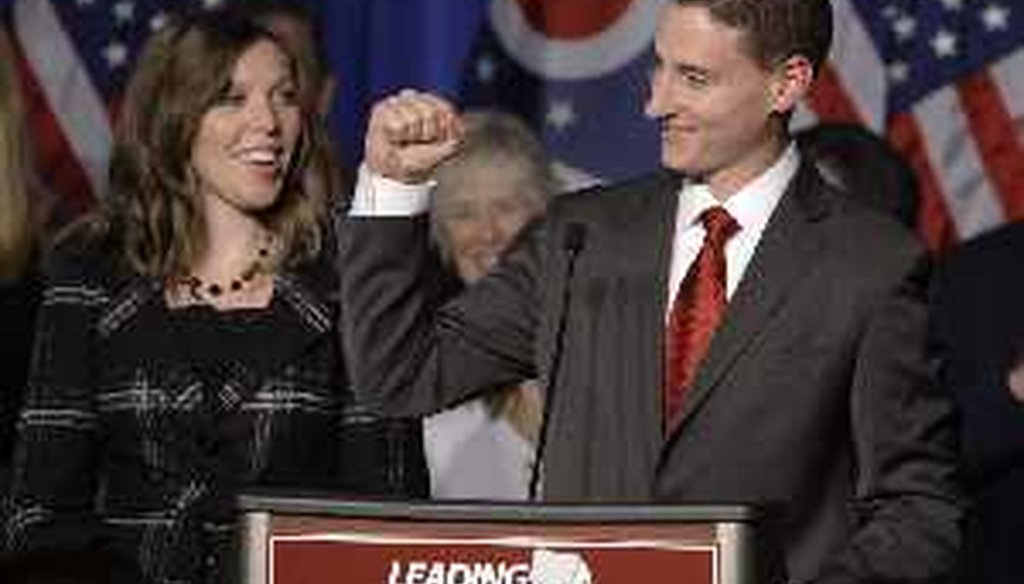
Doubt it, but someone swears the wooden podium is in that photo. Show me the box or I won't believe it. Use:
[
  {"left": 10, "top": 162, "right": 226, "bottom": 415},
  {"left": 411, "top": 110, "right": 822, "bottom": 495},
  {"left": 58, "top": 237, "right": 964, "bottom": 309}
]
[{"left": 238, "top": 494, "right": 778, "bottom": 584}]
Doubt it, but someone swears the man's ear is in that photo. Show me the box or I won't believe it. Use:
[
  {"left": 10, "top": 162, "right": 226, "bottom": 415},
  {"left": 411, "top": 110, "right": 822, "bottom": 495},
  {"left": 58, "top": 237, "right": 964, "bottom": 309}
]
[{"left": 767, "top": 54, "right": 815, "bottom": 115}]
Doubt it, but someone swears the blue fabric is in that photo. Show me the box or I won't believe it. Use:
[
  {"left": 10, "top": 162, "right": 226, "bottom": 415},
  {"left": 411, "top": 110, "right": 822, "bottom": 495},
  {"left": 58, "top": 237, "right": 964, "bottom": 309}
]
[{"left": 323, "top": 0, "right": 485, "bottom": 164}]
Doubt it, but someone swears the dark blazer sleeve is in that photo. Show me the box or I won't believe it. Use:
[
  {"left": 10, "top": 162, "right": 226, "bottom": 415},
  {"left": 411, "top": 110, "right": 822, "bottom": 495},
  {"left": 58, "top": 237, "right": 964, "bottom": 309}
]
[
  {"left": 820, "top": 250, "right": 963, "bottom": 584},
  {"left": 340, "top": 213, "right": 544, "bottom": 417},
  {"left": 291, "top": 223, "right": 429, "bottom": 500},
  {"left": 334, "top": 413, "right": 430, "bottom": 498},
  {"left": 5, "top": 243, "right": 105, "bottom": 554},
  {"left": 0, "top": 276, "right": 40, "bottom": 480}
]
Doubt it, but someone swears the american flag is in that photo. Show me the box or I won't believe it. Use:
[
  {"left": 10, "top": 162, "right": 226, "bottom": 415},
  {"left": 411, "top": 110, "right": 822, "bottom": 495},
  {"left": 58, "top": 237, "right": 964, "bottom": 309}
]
[
  {"left": 4, "top": 0, "right": 237, "bottom": 224},
  {"left": 806, "top": 0, "right": 1024, "bottom": 249},
  {"left": 6, "top": 0, "right": 1024, "bottom": 249}
]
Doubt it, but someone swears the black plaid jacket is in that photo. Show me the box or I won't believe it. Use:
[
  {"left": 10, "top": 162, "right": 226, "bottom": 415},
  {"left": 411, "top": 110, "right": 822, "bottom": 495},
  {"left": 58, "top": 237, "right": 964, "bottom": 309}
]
[{"left": 3, "top": 235, "right": 427, "bottom": 583}]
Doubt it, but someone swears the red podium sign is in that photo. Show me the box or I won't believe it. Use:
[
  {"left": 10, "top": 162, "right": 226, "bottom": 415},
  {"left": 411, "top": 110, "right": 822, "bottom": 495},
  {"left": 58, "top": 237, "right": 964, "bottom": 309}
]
[{"left": 239, "top": 496, "right": 766, "bottom": 584}]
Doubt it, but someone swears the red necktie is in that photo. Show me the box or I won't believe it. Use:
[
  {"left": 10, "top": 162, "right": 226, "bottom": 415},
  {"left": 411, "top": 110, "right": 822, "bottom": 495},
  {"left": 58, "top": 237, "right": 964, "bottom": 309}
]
[{"left": 664, "top": 206, "right": 739, "bottom": 434}]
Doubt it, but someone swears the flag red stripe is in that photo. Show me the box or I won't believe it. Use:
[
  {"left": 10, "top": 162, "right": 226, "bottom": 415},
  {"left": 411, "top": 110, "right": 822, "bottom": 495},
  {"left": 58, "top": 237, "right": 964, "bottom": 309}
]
[
  {"left": 888, "top": 112, "right": 957, "bottom": 251},
  {"left": 11, "top": 38, "right": 96, "bottom": 222},
  {"left": 807, "top": 63, "right": 864, "bottom": 124},
  {"left": 807, "top": 60, "right": 960, "bottom": 249},
  {"left": 956, "top": 71, "right": 1024, "bottom": 220}
]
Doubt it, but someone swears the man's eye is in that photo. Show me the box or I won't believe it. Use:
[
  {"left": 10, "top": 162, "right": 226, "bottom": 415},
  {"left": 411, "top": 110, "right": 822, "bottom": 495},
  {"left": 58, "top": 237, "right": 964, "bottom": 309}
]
[
  {"left": 680, "top": 70, "right": 710, "bottom": 88},
  {"left": 649, "top": 61, "right": 710, "bottom": 89}
]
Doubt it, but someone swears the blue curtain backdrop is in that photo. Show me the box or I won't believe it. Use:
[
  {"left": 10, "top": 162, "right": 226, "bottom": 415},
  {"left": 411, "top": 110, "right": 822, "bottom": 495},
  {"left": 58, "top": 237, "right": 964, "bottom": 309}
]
[{"left": 323, "top": 0, "right": 486, "bottom": 165}]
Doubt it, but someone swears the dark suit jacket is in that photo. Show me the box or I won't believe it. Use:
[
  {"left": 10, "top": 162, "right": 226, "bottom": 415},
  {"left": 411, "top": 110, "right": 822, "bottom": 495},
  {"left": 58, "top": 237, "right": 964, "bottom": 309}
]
[
  {"left": 341, "top": 162, "right": 962, "bottom": 584},
  {"left": 931, "top": 221, "right": 1024, "bottom": 584},
  {"left": 4, "top": 233, "right": 428, "bottom": 584}
]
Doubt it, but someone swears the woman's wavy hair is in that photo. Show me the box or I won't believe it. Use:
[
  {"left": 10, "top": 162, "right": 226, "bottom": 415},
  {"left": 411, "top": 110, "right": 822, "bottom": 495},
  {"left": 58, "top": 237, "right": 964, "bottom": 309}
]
[
  {"left": 430, "top": 110, "right": 555, "bottom": 264},
  {"left": 87, "top": 8, "right": 335, "bottom": 279}
]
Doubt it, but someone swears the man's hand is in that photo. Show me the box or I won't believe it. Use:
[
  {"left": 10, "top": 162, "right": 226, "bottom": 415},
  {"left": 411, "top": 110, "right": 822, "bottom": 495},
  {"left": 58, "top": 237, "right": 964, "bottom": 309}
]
[{"left": 364, "top": 89, "right": 464, "bottom": 184}]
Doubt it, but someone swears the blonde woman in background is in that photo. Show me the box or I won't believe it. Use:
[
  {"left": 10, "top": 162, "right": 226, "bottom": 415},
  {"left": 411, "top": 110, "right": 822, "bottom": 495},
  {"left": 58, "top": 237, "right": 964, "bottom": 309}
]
[
  {"left": 425, "top": 110, "right": 556, "bottom": 500},
  {"left": 0, "top": 26, "right": 44, "bottom": 497}
]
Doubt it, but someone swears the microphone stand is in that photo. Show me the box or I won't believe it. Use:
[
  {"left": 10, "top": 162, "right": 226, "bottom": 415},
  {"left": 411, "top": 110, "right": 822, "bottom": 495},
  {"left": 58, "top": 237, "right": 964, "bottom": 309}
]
[{"left": 528, "top": 222, "right": 587, "bottom": 501}]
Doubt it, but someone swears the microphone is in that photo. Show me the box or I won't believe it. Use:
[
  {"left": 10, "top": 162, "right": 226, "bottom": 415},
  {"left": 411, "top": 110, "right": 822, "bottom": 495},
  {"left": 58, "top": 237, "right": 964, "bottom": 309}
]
[
  {"left": 562, "top": 221, "right": 587, "bottom": 256},
  {"left": 529, "top": 221, "right": 587, "bottom": 500}
]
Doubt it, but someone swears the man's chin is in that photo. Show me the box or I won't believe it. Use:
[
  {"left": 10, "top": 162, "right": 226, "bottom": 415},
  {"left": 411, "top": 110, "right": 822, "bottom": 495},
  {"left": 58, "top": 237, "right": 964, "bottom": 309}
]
[{"left": 660, "top": 155, "right": 701, "bottom": 175}]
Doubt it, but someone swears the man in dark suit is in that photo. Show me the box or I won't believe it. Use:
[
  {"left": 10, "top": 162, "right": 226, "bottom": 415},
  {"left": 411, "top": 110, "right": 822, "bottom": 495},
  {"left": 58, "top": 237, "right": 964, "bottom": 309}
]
[
  {"left": 340, "top": 0, "right": 962, "bottom": 582},
  {"left": 931, "top": 220, "right": 1024, "bottom": 584}
]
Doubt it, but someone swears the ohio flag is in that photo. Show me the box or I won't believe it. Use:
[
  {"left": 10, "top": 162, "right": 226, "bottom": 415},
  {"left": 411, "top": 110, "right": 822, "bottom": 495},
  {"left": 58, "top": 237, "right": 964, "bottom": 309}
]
[{"left": 335, "top": 0, "right": 1024, "bottom": 250}]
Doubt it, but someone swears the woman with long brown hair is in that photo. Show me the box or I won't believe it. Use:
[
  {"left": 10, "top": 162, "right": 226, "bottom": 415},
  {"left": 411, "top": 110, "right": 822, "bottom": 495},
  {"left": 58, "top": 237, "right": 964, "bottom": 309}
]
[{"left": 4, "top": 9, "right": 425, "bottom": 583}]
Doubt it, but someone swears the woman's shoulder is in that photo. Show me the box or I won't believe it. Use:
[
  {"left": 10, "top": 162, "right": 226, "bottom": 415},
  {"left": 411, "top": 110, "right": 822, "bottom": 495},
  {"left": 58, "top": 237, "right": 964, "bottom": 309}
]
[
  {"left": 286, "top": 227, "right": 339, "bottom": 296},
  {"left": 41, "top": 218, "right": 126, "bottom": 287}
]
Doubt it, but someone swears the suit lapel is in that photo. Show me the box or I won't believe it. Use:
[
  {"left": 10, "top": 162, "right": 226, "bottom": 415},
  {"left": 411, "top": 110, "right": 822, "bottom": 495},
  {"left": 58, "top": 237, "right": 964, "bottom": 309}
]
[
  {"left": 645, "top": 173, "right": 685, "bottom": 456},
  {"left": 666, "top": 163, "right": 833, "bottom": 440},
  {"left": 641, "top": 172, "right": 685, "bottom": 344},
  {"left": 589, "top": 171, "right": 681, "bottom": 476}
]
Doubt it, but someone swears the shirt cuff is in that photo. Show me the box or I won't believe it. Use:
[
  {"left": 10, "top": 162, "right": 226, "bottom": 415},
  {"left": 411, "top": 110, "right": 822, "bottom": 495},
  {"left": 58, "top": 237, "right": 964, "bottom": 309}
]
[{"left": 348, "top": 164, "right": 434, "bottom": 217}]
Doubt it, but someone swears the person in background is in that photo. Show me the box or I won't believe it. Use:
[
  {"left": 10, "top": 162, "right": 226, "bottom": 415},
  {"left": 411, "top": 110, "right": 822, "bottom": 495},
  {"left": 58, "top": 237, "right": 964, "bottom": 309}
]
[
  {"left": 341, "top": 0, "right": 963, "bottom": 581},
  {"left": 0, "top": 25, "right": 44, "bottom": 497},
  {"left": 425, "top": 110, "right": 555, "bottom": 500},
  {"left": 4, "top": 10, "right": 425, "bottom": 584},
  {"left": 237, "top": 0, "right": 335, "bottom": 119},
  {"left": 794, "top": 122, "right": 919, "bottom": 230},
  {"left": 931, "top": 220, "right": 1024, "bottom": 584}
]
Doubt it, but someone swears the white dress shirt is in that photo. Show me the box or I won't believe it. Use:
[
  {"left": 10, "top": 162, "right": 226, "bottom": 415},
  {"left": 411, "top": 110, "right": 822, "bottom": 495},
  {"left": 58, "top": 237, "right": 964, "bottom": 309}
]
[
  {"left": 666, "top": 144, "right": 799, "bottom": 312},
  {"left": 349, "top": 164, "right": 433, "bottom": 216}
]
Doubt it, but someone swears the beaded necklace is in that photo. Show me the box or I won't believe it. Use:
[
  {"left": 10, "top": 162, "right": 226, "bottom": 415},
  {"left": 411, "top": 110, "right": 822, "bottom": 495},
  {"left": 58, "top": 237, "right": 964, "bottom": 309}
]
[{"left": 182, "top": 244, "right": 271, "bottom": 303}]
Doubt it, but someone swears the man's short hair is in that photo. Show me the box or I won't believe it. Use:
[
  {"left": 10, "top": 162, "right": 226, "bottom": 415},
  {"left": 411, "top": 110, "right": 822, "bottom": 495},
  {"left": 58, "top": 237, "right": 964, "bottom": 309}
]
[{"left": 675, "top": 0, "right": 833, "bottom": 73}]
